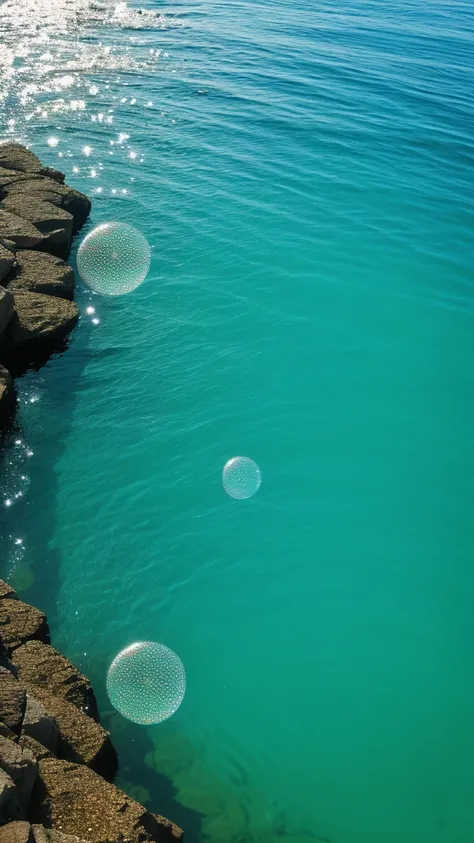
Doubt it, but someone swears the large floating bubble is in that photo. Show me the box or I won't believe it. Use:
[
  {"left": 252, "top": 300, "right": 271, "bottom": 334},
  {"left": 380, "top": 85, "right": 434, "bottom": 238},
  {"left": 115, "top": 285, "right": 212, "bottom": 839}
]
[
  {"left": 106, "top": 641, "right": 186, "bottom": 725},
  {"left": 77, "top": 222, "right": 151, "bottom": 296},
  {"left": 222, "top": 456, "right": 262, "bottom": 500}
]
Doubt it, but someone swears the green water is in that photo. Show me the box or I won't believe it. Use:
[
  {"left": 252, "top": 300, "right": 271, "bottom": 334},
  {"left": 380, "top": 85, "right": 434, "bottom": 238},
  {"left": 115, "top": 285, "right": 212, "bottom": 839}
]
[{"left": 1, "top": 0, "right": 474, "bottom": 841}]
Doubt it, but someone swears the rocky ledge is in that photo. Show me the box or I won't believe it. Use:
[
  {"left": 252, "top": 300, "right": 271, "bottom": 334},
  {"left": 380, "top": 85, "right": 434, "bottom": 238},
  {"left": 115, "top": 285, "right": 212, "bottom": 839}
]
[
  {"left": 0, "top": 143, "right": 88, "bottom": 419},
  {"left": 0, "top": 580, "right": 183, "bottom": 842}
]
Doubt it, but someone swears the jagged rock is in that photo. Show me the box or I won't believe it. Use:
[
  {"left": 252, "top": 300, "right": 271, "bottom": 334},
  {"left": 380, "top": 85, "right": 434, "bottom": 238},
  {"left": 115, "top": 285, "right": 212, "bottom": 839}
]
[
  {"left": 0, "top": 735, "right": 36, "bottom": 813},
  {"left": 0, "top": 287, "right": 14, "bottom": 336},
  {"left": 0, "top": 245, "right": 15, "bottom": 285},
  {"left": 0, "top": 667, "right": 26, "bottom": 736},
  {"left": 32, "top": 758, "right": 183, "bottom": 842},
  {"left": 1, "top": 195, "right": 73, "bottom": 260},
  {"left": 0, "top": 365, "right": 15, "bottom": 428},
  {"left": 0, "top": 211, "right": 44, "bottom": 250},
  {"left": 21, "top": 695, "right": 58, "bottom": 755},
  {"left": 0, "top": 581, "right": 17, "bottom": 601},
  {"left": 19, "top": 686, "right": 115, "bottom": 780},
  {"left": 4, "top": 292, "right": 78, "bottom": 350},
  {"left": 12, "top": 643, "right": 99, "bottom": 723},
  {"left": 4, "top": 252, "right": 74, "bottom": 300},
  {"left": 0, "top": 770, "right": 22, "bottom": 824},
  {"left": 0, "top": 145, "right": 44, "bottom": 176},
  {"left": 18, "top": 737, "right": 55, "bottom": 764},
  {"left": 0, "top": 599, "right": 50, "bottom": 655},
  {"left": 1, "top": 178, "right": 90, "bottom": 238},
  {"left": 0, "top": 821, "right": 33, "bottom": 843}
]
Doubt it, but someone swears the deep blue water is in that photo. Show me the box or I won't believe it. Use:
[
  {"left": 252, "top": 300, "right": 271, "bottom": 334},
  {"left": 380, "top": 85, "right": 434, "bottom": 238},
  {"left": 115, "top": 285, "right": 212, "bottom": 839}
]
[{"left": 1, "top": 1, "right": 474, "bottom": 842}]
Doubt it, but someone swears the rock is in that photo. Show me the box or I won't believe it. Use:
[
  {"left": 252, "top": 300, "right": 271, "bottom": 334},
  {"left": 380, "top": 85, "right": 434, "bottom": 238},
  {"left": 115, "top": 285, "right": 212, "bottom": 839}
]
[
  {"left": 0, "top": 667, "right": 26, "bottom": 736},
  {"left": 0, "top": 145, "right": 43, "bottom": 175},
  {"left": 1, "top": 195, "right": 73, "bottom": 260},
  {"left": 32, "top": 758, "right": 183, "bottom": 842},
  {"left": 0, "top": 736, "right": 36, "bottom": 813},
  {"left": 0, "top": 599, "right": 50, "bottom": 655},
  {"left": 21, "top": 695, "right": 58, "bottom": 755},
  {"left": 18, "top": 737, "right": 55, "bottom": 764},
  {"left": 0, "top": 238, "right": 17, "bottom": 254},
  {"left": 4, "top": 292, "right": 78, "bottom": 350},
  {"left": 0, "top": 581, "right": 17, "bottom": 601},
  {"left": 1, "top": 178, "right": 90, "bottom": 238},
  {"left": 0, "top": 286, "right": 14, "bottom": 336},
  {"left": 12, "top": 643, "right": 99, "bottom": 723},
  {"left": 0, "top": 211, "right": 44, "bottom": 250},
  {"left": 0, "top": 365, "right": 15, "bottom": 428},
  {"left": 0, "top": 245, "right": 15, "bottom": 285},
  {"left": 4, "top": 252, "right": 74, "bottom": 300},
  {"left": 19, "top": 687, "right": 115, "bottom": 779},
  {"left": 32, "top": 827, "right": 89, "bottom": 843},
  {"left": 0, "top": 821, "right": 33, "bottom": 843},
  {"left": 0, "top": 770, "right": 22, "bottom": 824}
]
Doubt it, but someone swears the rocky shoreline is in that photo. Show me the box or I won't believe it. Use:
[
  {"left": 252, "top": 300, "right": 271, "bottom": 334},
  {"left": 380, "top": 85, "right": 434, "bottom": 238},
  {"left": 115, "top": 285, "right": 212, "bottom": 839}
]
[
  {"left": 0, "top": 144, "right": 184, "bottom": 841},
  {"left": 0, "top": 579, "right": 183, "bottom": 842},
  {"left": 0, "top": 142, "right": 87, "bottom": 413}
]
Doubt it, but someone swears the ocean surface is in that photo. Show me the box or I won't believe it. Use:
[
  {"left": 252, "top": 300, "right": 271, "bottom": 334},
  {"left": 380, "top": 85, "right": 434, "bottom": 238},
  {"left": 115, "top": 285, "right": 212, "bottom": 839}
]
[{"left": 1, "top": 1, "right": 473, "bottom": 841}]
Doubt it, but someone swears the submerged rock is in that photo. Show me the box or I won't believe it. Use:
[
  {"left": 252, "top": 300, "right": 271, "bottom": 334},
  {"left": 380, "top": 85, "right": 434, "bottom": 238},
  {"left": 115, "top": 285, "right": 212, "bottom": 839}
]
[
  {"left": 12, "top": 643, "right": 99, "bottom": 723},
  {"left": 0, "top": 364, "right": 15, "bottom": 428},
  {"left": 31, "top": 758, "right": 183, "bottom": 843},
  {"left": 4, "top": 252, "right": 74, "bottom": 300},
  {"left": 0, "top": 598, "right": 50, "bottom": 655}
]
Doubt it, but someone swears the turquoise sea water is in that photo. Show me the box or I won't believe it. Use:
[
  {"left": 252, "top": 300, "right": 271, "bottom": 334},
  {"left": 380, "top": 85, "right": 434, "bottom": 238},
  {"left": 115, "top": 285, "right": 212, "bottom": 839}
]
[{"left": 1, "top": 1, "right": 474, "bottom": 841}]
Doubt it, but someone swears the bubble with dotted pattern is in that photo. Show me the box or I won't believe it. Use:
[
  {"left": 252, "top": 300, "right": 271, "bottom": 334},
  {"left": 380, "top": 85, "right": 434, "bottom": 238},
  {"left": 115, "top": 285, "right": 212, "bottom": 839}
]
[
  {"left": 106, "top": 642, "right": 186, "bottom": 725},
  {"left": 77, "top": 222, "right": 151, "bottom": 296}
]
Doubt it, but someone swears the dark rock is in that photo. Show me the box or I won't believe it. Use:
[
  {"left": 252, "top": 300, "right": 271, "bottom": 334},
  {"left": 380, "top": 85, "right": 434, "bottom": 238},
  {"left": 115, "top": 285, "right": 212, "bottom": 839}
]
[
  {"left": 0, "top": 770, "right": 22, "bottom": 824},
  {"left": 0, "top": 736, "right": 36, "bottom": 814},
  {"left": 0, "top": 581, "right": 17, "bottom": 601},
  {"left": 0, "top": 668, "right": 26, "bottom": 736},
  {"left": 0, "top": 821, "right": 33, "bottom": 843},
  {"left": 21, "top": 695, "right": 58, "bottom": 755},
  {"left": 19, "top": 687, "right": 115, "bottom": 780},
  {"left": 0, "top": 287, "right": 14, "bottom": 336},
  {"left": 0, "top": 211, "right": 44, "bottom": 250},
  {"left": 3, "top": 292, "right": 78, "bottom": 350},
  {"left": 32, "top": 758, "right": 183, "bottom": 842},
  {"left": 0, "top": 365, "right": 15, "bottom": 428},
  {"left": 12, "top": 643, "right": 99, "bottom": 723},
  {"left": 0, "top": 246, "right": 15, "bottom": 285},
  {"left": 0, "top": 599, "right": 50, "bottom": 655},
  {"left": 4, "top": 251, "right": 74, "bottom": 300}
]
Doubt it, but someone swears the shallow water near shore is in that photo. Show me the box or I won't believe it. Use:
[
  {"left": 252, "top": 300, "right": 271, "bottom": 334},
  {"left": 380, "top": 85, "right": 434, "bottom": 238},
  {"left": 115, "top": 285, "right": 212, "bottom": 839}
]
[{"left": 1, "top": 1, "right": 474, "bottom": 841}]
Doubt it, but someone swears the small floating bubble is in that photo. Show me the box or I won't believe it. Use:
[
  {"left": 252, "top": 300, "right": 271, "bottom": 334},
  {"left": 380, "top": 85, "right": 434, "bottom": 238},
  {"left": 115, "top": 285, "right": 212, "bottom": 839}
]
[
  {"left": 106, "top": 642, "right": 186, "bottom": 725},
  {"left": 222, "top": 456, "right": 262, "bottom": 500},
  {"left": 77, "top": 222, "right": 151, "bottom": 296}
]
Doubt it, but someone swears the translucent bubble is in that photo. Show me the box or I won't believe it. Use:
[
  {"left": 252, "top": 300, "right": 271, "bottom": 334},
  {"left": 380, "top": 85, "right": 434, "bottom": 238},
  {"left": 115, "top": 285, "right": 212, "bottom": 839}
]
[
  {"left": 77, "top": 222, "right": 151, "bottom": 296},
  {"left": 222, "top": 456, "right": 262, "bottom": 500},
  {"left": 106, "top": 641, "right": 186, "bottom": 725}
]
